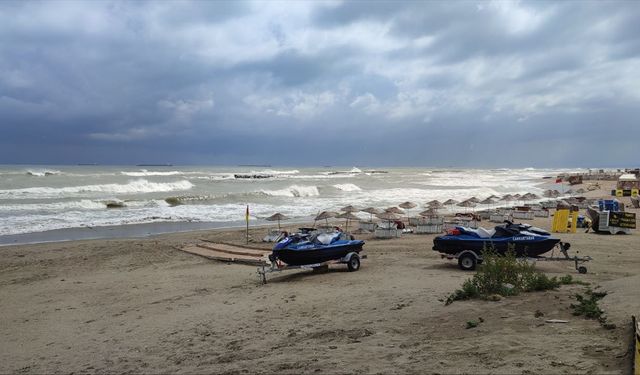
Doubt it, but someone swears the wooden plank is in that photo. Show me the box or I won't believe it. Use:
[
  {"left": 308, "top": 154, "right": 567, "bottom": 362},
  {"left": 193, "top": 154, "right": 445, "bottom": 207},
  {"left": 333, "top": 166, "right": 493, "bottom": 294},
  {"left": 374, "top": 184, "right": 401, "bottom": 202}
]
[
  {"left": 196, "top": 243, "right": 268, "bottom": 257},
  {"left": 178, "top": 245, "right": 269, "bottom": 266},
  {"left": 634, "top": 315, "right": 639, "bottom": 375}
]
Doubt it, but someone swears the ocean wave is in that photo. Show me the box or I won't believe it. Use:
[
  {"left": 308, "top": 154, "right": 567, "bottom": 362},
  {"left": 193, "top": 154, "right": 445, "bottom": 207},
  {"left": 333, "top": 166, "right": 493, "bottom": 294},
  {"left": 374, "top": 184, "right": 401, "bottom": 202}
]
[
  {"left": 250, "top": 169, "right": 299, "bottom": 175},
  {"left": 261, "top": 185, "right": 320, "bottom": 197},
  {"left": 0, "top": 198, "right": 170, "bottom": 213},
  {"left": 333, "top": 183, "right": 362, "bottom": 192},
  {"left": 164, "top": 195, "right": 216, "bottom": 206},
  {"left": 0, "top": 179, "right": 194, "bottom": 199},
  {"left": 121, "top": 170, "right": 183, "bottom": 177},
  {"left": 0, "top": 199, "right": 106, "bottom": 213},
  {"left": 26, "top": 169, "right": 61, "bottom": 177}
]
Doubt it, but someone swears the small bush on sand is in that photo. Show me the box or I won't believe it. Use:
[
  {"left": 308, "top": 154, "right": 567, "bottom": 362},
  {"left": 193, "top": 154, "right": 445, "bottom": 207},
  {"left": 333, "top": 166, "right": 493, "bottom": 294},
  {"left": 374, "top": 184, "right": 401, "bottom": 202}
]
[
  {"left": 446, "top": 247, "right": 562, "bottom": 305},
  {"left": 571, "top": 290, "right": 606, "bottom": 319},
  {"left": 571, "top": 290, "right": 615, "bottom": 329}
]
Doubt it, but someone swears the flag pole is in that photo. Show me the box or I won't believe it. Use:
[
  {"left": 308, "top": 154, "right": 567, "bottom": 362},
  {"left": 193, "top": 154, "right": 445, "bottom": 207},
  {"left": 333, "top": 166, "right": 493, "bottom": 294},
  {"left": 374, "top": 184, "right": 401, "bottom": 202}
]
[{"left": 245, "top": 205, "right": 249, "bottom": 244}]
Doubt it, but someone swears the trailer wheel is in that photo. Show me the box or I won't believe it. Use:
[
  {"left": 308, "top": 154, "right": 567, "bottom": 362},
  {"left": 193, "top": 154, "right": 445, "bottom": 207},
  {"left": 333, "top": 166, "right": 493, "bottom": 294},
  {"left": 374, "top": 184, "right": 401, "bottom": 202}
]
[
  {"left": 458, "top": 253, "right": 477, "bottom": 271},
  {"left": 578, "top": 266, "right": 587, "bottom": 274},
  {"left": 347, "top": 255, "right": 360, "bottom": 272}
]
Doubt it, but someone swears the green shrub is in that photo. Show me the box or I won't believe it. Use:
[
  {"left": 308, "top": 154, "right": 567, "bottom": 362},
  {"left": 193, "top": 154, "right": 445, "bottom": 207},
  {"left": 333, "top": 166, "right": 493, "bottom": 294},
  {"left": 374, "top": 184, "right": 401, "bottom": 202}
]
[
  {"left": 571, "top": 290, "right": 606, "bottom": 319},
  {"left": 446, "top": 246, "right": 563, "bottom": 304}
]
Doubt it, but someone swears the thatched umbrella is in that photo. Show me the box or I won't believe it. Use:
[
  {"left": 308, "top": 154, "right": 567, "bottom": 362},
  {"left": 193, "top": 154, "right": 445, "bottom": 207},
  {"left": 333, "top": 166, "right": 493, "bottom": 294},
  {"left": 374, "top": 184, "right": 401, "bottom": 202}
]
[
  {"left": 426, "top": 199, "right": 441, "bottom": 207},
  {"left": 265, "top": 212, "right": 289, "bottom": 230},
  {"left": 479, "top": 197, "right": 496, "bottom": 210},
  {"left": 398, "top": 201, "right": 416, "bottom": 222},
  {"left": 362, "top": 207, "right": 382, "bottom": 222},
  {"left": 428, "top": 200, "right": 444, "bottom": 208},
  {"left": 457, "top": 200, "right": 476, "bottom": 212},
  {"left": 466, "top": 196, "right": 480, "bottom": 203},
  {"left": 419, "top": 208, "right": 437, "bottom": 217},
  {"left": 399, "top": 201, "right": 417, "bottom": 209},
  {"left": 315, "top": 211, "right": 338, "bottom": 227},
  {"left": 385, "top": 206, "right": 405, "bottom": 214},
  {"left": 340, "top": 205, "right": 360, "bottom": 213},
  {"left": 336, "top": 212, "right": 359, "bottom": 232},
  {"left": 427, "top": 200, "right": 444, "bottom": 215},
  {"left": 488, "top": 194, "right": 500, "bottom": 200},
  {"left": 443, "top": 198, "right": 458, "bottom": 210},
  {"left": 376, "top": 211, "right": 400, "bottom": 227}
]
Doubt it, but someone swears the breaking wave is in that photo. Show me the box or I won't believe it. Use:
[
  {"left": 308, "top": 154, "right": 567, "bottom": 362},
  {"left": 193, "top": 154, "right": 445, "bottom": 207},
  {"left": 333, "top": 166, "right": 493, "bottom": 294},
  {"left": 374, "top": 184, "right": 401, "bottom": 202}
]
[
  {"left": 261, "top": 185, "right": 320, "bottom": 197},
  {"left": 333, "top": 183, "right": 362, "bottom": 192},
  {"left": 0, "top": 179, "right": 194, "bottom": 199},
  {"left": 121, "top": 170, "right": 183, "bottom": 177},
  {"left": 250, "top": 169, "right": 299, "bottom": 176},
  {"left": 26, "top": 169, "right": 61, "bottom": 177}
]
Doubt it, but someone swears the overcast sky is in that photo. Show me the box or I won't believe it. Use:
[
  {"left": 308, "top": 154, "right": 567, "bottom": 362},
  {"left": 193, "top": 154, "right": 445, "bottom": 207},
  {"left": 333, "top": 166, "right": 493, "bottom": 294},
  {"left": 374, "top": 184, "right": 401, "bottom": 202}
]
[{"left": 1, "top": 1, "right": 639, "bottom": 167}]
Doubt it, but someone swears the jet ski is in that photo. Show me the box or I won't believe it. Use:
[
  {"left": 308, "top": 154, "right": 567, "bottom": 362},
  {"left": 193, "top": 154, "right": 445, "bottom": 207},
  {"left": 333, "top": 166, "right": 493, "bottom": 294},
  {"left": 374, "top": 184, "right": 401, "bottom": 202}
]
[
  {"left": 433, "top": 221, "right": 563, "bottom": 270},
  {"left": 270, "top": 231, "right": 364, "bottom": 267}
]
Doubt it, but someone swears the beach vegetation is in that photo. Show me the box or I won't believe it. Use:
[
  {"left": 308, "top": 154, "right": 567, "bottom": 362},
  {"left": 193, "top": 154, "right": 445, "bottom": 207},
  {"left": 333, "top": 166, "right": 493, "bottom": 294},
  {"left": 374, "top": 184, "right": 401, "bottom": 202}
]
[
  {"left": 570, "top": 290, "right": 615, "bottom": 329},
  {"left": 446, "top": 247, "right": 566, "bottom": 305}
]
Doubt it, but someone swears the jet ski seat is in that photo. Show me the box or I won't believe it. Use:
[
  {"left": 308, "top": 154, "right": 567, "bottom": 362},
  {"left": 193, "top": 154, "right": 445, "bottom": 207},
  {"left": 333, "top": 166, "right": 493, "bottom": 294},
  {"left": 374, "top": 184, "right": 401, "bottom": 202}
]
[
  {"left": 476, "top": 227, "right": 496, "bottom": 238},
  {"left": 315, "top": 232, "right": 341, "bottom": 245}
]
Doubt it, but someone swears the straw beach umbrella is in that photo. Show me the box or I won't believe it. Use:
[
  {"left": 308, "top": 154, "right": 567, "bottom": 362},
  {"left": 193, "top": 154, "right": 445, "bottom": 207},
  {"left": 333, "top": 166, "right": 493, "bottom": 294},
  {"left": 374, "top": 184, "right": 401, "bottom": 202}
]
[
  {"left": 315, "top": 211, "right": 338, "bottom": 227},
  {"left": 419, "top": 208, "right": 437, "bottom": 217},
  {"left": 466, "top": 196, "right": 480, "bottom": 203},
  {"left": 340, "top": 205, "right": 360, "bottom": 213},
  {"left": 479, "top": 197, "right": 496, "bottom": 210},
  {"left": 398, "top": 202, "right": 416, "bottom": 223},
  {"left": 457, "top": 200, "right": 476, "bottom": 212},
  {"left": 427, "top": 200, "right": 444, "bottom": 215},
  {"left": 399, "top": 201, "right": 417, "bottom": 210},
  {"left": 265, "top": 212, "right": 289, "bottom": 230},
  {"left": 376, "top": 211, "right": 400, "bottom": 227},
  {"left": 443, "top": 198, "right": 458, "bottom": 210},
  {"left": 426, "top": 199, "right": 441, "bottom": 207},
  {"left": 362, "top": 207, "right": 382, "bottom": 222},
  {"left": 385, "top": 206, "right": 405, "bottom": 214},
  {"left": 336, "top": 212, "right": 359, "bottom": 232}
]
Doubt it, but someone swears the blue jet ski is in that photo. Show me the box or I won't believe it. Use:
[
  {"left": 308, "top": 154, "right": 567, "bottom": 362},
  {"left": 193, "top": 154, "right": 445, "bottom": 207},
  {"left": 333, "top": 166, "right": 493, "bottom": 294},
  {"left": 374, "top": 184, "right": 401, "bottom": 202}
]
[
  {"left": 270, "top": 231, "right": 364, "bottom": 267},
  {"left": 433, "top": 221, "right": 564, "bottom": 270}
]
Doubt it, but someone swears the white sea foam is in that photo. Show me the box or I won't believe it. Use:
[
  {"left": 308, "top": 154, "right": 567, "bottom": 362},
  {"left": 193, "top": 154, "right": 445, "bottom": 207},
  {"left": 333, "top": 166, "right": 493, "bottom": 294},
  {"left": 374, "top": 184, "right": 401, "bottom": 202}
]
[
  {"left": 261, "top": 185, "right": 320, "bottom": 197},
  {"left": 26, "top": 169, "right": 61, "bottom": 177},
  {"left": 121, "top": 170, "right": 183, "bottom": 177},
  {"left": 0, "top": 179, "right": 194, "bottom": 199},
  {"left": 333, "top": 183, "right": 362, "bottom": 192},
  {"left": 0, "top": 199, "right": 106, "bottom": 213},
  {"left": 250, "top": 169, "right": 299, "bottom": 175}
]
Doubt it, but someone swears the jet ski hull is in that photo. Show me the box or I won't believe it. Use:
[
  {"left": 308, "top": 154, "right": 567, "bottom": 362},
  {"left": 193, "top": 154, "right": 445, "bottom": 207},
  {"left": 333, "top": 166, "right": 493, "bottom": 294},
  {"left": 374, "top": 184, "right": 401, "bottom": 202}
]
[
  {"left": 433, "top": 235, "right": 560, "bottom": 258},
  {"left": 272, "top": 241, "right": 364, "bottom": 266}
]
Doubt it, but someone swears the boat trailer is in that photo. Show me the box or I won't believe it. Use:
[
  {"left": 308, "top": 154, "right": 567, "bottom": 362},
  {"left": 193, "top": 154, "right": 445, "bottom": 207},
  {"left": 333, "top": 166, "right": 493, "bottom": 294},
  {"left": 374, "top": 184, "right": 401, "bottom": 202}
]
[
  {"left": 531, "top": 242, "right": 592, "bottom": 274},
  {"left": 442, "top": 242, "right": 592, "bottom": 273},
  {"left": 257, "top": 252, "right": 363, "bottom": 284}
]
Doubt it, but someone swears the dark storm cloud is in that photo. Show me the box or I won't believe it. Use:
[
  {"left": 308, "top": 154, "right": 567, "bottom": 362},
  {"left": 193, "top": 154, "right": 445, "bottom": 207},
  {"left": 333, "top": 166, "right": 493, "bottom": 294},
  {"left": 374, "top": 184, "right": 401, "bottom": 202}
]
[{"left": 0, "top": 0, "right": 639, "bottom": 166}]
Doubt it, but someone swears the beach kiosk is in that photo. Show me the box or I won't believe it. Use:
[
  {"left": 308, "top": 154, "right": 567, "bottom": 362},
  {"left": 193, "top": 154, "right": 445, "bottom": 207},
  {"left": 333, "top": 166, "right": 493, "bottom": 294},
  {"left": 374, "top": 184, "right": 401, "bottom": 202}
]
[{"left": 615, "top": 174, "right": 639, "bottom": 197}]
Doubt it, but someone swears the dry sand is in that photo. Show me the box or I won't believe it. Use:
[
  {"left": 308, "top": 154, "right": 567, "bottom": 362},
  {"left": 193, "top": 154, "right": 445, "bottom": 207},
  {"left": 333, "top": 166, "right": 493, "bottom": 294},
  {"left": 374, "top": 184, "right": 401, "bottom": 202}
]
[{"left": 1, "top": 182, "right": 638, "bottom": 374}]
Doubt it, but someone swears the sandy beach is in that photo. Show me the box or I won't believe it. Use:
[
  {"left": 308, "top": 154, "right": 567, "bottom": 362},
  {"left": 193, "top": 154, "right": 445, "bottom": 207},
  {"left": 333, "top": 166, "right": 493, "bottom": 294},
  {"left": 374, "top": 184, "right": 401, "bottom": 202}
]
[{"left": 1, "top": 182, "right": 638, "bottom": 374}]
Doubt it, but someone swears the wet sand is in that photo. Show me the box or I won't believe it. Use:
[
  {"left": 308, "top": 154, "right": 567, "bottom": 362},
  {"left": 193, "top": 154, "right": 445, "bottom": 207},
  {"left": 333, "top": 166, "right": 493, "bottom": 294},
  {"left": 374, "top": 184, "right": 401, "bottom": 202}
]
[{"left": 1, "top": 182, "right": 638, "bottom": 374}]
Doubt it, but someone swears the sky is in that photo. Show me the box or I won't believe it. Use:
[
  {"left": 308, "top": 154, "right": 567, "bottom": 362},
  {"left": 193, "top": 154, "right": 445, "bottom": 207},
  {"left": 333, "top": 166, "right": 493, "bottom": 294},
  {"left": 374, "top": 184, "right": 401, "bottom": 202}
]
[{"left": 0, "top": 0, "right": 639, "bottom": 167}]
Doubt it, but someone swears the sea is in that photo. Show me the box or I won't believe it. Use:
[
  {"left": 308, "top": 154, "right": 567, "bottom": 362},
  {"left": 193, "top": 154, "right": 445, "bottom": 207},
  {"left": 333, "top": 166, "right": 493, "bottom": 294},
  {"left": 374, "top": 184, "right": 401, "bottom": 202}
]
[{"left": 0, "top": 165, "right": 584, "bottom": 244}]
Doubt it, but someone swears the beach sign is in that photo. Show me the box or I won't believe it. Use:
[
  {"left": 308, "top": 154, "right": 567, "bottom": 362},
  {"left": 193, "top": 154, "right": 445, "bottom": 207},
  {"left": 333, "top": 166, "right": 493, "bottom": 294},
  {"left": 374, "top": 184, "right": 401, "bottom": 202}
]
[{"left": 608, "top": 212, "right": 636, "bottom": 229}]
